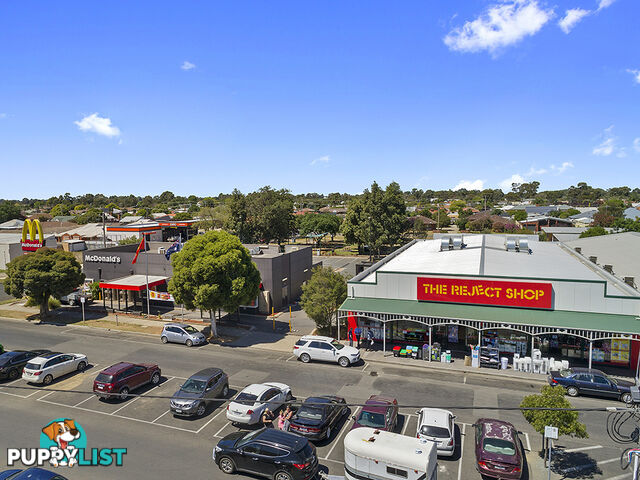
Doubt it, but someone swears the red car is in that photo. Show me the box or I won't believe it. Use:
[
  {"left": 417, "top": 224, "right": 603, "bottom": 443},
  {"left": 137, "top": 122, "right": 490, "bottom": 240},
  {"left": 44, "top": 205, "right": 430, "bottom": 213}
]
[
  {"left": 351, "top": 395, "right": 398, "bottom": 432},
  {"left": 474, "top": 418, "right": 523, "bottom": 479},
  {"left": 93, "top": 362, "right": 161, "bottom": 401}
]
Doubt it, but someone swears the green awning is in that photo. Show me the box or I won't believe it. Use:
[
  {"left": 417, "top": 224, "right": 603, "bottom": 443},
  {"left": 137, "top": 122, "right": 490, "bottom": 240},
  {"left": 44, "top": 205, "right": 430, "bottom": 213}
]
[{"left": 339, "top": 297, "right": 640, "bottom": 335}]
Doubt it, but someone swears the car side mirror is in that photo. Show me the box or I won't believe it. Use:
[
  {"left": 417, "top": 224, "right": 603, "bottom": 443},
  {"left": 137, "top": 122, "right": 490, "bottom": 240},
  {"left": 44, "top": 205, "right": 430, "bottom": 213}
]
[
  {"left": 415, "top": 410, "right": 420, "bottom": 415},
  {"left": 352, "top": 415, "right": 357, "bottom": 422}
]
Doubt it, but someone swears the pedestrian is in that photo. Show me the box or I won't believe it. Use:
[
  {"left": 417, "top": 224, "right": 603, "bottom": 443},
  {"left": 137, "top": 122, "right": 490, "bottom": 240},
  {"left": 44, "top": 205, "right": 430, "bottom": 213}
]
[
  {"left": 354, "top": 326, "right": 362, "bottom": 349},
  {"left": 261, "top": 408, "right": 275, "bottom": 428},
  {"left": 277, "top": 410, "right": 287, "bottom": 430},
  {"left": 348, "top": 329, "right": 354, "bottom": 347},
  {"left": 366, "top": 328, "right": 374, "bottom": 351}
]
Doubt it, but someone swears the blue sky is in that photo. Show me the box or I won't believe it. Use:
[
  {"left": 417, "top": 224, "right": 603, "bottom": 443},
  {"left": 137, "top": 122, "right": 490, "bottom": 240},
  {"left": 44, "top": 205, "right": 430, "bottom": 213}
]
[{"left": 0, "top": 0, "right": 638, "bottom": 198}]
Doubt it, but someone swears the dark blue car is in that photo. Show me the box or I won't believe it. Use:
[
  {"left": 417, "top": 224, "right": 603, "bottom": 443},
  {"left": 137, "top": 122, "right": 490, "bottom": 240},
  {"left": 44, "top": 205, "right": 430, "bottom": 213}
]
[
  {"left": 0, "top": 468, "right": 68, "bottom": 480},
  {"left": 548, "top": 367, "right": 634, "bottom": 403}
]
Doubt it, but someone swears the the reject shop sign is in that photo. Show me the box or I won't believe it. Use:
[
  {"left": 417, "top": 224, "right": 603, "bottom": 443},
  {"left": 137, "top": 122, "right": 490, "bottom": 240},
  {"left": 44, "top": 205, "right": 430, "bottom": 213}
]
[{"left": 417, "top": 277, "right": 553, "bottom": 309}]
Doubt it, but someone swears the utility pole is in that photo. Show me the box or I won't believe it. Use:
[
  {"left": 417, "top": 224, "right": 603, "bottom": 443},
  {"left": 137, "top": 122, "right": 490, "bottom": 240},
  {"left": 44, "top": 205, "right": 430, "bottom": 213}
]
[
  {"left": 102, "top": 211, "right": 107, "bottom": 248},
  {"left": 144, "top": 233, "right": 150, "bottom": 317}
]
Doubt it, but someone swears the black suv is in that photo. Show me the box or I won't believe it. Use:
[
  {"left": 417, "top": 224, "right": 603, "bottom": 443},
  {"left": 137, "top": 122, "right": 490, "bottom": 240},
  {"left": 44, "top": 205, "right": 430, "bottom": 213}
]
[
  {"left": 213, "top": 428, "right": 318, "bottom": 480},
  {"left": 0, "top": 350, "right": 51, "bottom": 381}
]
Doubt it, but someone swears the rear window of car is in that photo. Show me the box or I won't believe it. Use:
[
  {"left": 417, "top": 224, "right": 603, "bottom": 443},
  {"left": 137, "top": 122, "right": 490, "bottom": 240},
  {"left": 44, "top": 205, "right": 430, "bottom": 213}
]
[
  {"left": 483, "top": 438, "right": 516, "bottom": 456},
  {"left": 236, "top": 393, "right": 258, "bottom": 404},
  {"left": 25, "top": 362, "right": 42, "bottom": 370},
  {"left": 420, "top": 425, "right": 450, "bottom": 438},
  {"left": 295, "top": 340, "right": 307, "bottom": 346},
  {"left": 297, "top": 442, "right": 314, "bottom": 459},
  {"left": 559, "top": 369, "right": 573, "bottom": 378},
  {"left": 96, "top": 373, "right": 114, "bottom": 383},
  {"left": 297, "top": 407, "right": 324, "bottom": 420}
]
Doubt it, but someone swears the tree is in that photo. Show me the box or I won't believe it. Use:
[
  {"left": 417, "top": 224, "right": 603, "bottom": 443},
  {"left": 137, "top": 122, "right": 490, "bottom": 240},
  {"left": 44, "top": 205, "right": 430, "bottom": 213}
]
[
  {"left": 0, "top": 201, "right": 22, "bottom": 223},
  {"left": 136, "top": 207, "right": 151, "bottom": 218},
  {"left": 173, "top": 212, "right": 193, "bottom": 221},
  {"left": 297, "top": 213, "right": 342, "bottom": 244},
  {"left": 4, "top": 248, "right": 85, "bottom": 317},
  {"left": 449, "top": 200, "right": 467, "bottom": 213},
  {"left": 511, "top": 210, "right": 528, "bottom": 222},
  {"left": 300, "top": 266, "right": 347, "bottom": 334},
  {"left": 74, "top": 208, "right": 102, "bottom": 225},
  {"left": 520, "top": 385, "right": 587, "bottom": 454},
  {"left": 225, "top": 189, "right": 252, "bottom": 242},
  {"left": 246, "top": 187, "right": 296, "bottom": 245},
  {"left": 579, "top": 226, "right": 608, "bottom": 238},
  {"left": 593, "top": 211, "right": 615, "bottom": 227},
  {"left": 168, "top": 231, "right": 260, "bottom": 337},
  {"left": 198, "top": 204, "right": 231, "bottom": 231},
  {"left": 118, "top": 236, "right": 140, "bottom": 245},
  {"left": 49, "top": 203, "right": 70, "bottom": 217}
]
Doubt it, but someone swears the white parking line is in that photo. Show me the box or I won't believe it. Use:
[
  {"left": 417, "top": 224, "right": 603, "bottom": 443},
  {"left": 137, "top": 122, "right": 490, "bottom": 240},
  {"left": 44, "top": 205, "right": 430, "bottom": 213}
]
[
  {"left": 323, "top": 407, "right": 360, "bottom": 461},
  {"left": 598, "top": 458, "right": 620, "bottom": 466},
  {"left": 457, "top": 423, "right": 466, "bottom": 480},
  {"left": 524, "top": 432, "right": 531, "bottom": 452},
  {"left": 110, "top": 396, "right": 141, "bottom": 415},
  {"left": 604, "top": 473, "right": 632, "bottom": 480},
  {"left": 73, "top": 396, "right": 95, "bottom": 407},
  {"left": 362, "top": 363, "right": 369, "bottom": 372},
  {"left": 197, "top": 405, "right": 230, "bottom": 434},
  {"left": 214, "top": 422, "right": 231, "bottom": 438},
  {"left": 564, "top": 445, "right": 602, "bottom": 453},
  {"left": 401, "top": 416, "right": 411, "bottom": 435},
  {"left": 151, "top": 410, "right": 171, "bottom": 424}
]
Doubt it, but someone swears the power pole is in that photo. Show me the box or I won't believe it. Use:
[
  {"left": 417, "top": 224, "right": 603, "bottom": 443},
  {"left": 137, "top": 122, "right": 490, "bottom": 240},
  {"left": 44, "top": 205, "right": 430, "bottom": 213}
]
[{"left": 102, "top": 211, "right": 107, "bottom": 248}]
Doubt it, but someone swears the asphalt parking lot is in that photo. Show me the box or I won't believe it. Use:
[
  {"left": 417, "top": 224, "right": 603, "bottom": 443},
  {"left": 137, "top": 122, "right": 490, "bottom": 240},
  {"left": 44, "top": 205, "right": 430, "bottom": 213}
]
[{"left": 0, "top": 318, "right": 635, "bottom": 479}]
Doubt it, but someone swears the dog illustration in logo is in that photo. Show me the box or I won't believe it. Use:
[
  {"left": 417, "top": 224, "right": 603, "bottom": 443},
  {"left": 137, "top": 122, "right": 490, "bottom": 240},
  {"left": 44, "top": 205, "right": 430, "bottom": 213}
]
[{"left": 41, "top": 419, "right": 81, "bottom": 467}]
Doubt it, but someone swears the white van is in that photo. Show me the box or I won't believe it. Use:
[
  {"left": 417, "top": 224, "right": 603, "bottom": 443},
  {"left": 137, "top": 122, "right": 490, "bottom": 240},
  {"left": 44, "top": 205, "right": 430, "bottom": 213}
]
[{"left": 343, "top": 427, "right": 438, "bottom": 480}]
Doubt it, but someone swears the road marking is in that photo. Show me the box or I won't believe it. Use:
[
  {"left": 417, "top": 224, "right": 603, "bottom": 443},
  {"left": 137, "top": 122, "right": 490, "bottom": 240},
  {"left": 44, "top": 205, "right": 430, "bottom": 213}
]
[
  {"left": 603, "top": 474, "right": 632, "bottom": 480},
  {"left": 457, "top": 423, "right": 466, "bottom": 480},
  {"left": 110, "top": 396, "right": 141, "bottom": 415},
  {"left": 73, "top": 396, "right": 95, "bottom": 407},
  {"left": 564, "top": 445, "right": 602, "bottom": 453},
  {"left": 0, "top": 390, "right": 29, "bottom": 398},
  {"left": 463, "top": 376, "right": 467, "bottom": 384},
  {"left": 362, "top": 363, "right": 369, "bottom": 372},
  {"left": 401, "top": 415, "right": 411, "bottom": 436},
  {"left": 285, "top": 355, "right": 296, "bottom": 362},
  {"left": 323, "top": 407, "right": 360, "bottom": 461},
  {"left": 38, "top": 391, "right": 56, "bottom": 401},
  {"left": 213, "top": 422, "right": 231, "bottom": 438},
  {"left": 151, "top": 410, "right": 171, "bottom": 424},
  {"left": 197, "top": 405, "right": 230, "bottom": 434},
  {"left": 524, "top": 432, "right": 531, "bottom": 452},
  {"left": 598, "top": 458, "right": 620, "bottom": 466}
]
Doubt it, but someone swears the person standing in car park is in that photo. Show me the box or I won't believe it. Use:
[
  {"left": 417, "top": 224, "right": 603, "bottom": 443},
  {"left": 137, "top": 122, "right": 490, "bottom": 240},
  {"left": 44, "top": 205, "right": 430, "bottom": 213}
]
[
  {"left": 354, "top": 326, "right": 362, "bottom": 349},
  {"left": 366, "top": 328, "right": 374, "bottom": 351},
  {"left": 348, "top": 329, "right": 354, "bottom": 347}
]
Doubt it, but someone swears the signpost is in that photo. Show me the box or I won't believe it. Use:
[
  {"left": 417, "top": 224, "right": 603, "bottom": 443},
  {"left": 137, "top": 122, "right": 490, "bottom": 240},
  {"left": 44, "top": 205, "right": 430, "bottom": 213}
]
[
  {"left": 544, "top": 425, "right": 558, "bottom": 480},
  {"left": 80, "top": 295, "right": 86, "bottom": 324}
]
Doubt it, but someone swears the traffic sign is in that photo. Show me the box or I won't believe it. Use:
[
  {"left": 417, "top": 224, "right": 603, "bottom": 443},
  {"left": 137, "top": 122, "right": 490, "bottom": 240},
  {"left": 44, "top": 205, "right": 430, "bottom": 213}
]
[{"left": 545, "top": 426, "right": 558, "bottom": 439}]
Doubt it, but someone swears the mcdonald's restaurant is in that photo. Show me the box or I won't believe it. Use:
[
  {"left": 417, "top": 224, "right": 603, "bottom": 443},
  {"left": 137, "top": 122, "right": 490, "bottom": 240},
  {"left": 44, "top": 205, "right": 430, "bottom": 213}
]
[
  {"left": 0, "top": 219, "right": 57, "bottom": 269},
  {"left": 339, "top": 234, "right": 640, "bottom": 375}
]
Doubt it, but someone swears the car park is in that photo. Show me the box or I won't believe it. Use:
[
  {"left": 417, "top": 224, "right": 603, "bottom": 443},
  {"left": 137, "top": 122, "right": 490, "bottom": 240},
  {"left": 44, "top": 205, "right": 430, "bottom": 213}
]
[
  {"left": 170, "top": 368, "right": 229, "bottom": 417},
  {"left": 474, "top": 418, "right": 523, "bottom": 479},
  {"left": 0, "top": 468, "right": 69, "bottom": 480},
  {"left": 213, "top": 427, "right": 318, "bottom": 480},
  {"left": 59, "top": 289, "right": 88, "bottom": 306},
  {"left": 0, "top": 350, "right": 50, "bottom": 381},
  {"left": 351, "top": 395, "right": 398, "bottom": 431},
  {"left": 93, "top": 362, "right": 161, "bottom": 401},
  {"left": 160, "top": 323, "right": 207, "bottom": 347},
  {"left": 22, "top": 352, "right": 88, "bottom": 385},
  {"left": 288, "top": 395, "right": 348, "bottom": 441},
  {"left": 548, "top": 367, "right": 634, "bottom": 403},
  {"left": 226, "top": 382, "right": 292, "bottom": 425},
  {"left": 416, "top": 408, "right": 456, "bottom": 457},
  {"left": 293, "top": 335, "right": 360, "bottom": 367}
]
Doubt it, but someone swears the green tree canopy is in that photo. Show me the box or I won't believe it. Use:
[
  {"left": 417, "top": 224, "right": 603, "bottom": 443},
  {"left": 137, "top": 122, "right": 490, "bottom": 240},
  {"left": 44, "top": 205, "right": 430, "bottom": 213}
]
[
  {"left": 168, "top": 231, "right": 260, "bottom": 337},
  {"left": 0, "top": 201, "right": 22, "bottom": 223},
  {"left": 579, "top": 226, "right": 608, "bottom": 238},
  {"left": 173, "top": 212, "right": 193, "bottom": 221},
  {"left": 511, "top": 210, "right": 528, "bottom": 222},
  {"left": 199, "top": 204, "right": 231, "bottom": 231},
  {"left": 246, "top": 186, "right": 296, "bottom": 245},
  {"left": 297, "top": 213, "right": 342, "bottom": 243},
  {"left": 225, "top": 189, "right": 252, "bottom": 242},
  {"left": 4, "top": 248, "right": 85, "bottom": 317},
  {"left": 74, "top": 208, "right": 102, "bottom": 225},
  {"left": 300, "top": 266, "right": 347, "bottom": 333},
  {"left": 50, "top": 203, "right": 71, "bottom": 217}
]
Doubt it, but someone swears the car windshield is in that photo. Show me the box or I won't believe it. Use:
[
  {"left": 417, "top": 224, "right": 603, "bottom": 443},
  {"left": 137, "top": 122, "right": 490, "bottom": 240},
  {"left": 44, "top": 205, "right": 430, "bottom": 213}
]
[
  {"left": 483, "top": 438, "right": 516, "bottom": 456},
  {"left": 297, "top": 407, "right": 324, "bottom": 420},
  {"left": 236, "top": 393, "right": 258, "bottom": 404},
  {"left": 181, "top": 379, "right": 206, "bottom": 393},
  {"left": 0, "top": 353, "right": 17, "bottom": 366},
  {"left": 183, "top": 325, "right": 198, "bottom": 334},
  {"left": 420, "top": 425, "right": 450, "bottom": 438},
  {"left": 236, "top": 429, "right": 263, "bottom": 447},
  {"left": 357, "top": 411, "right": 386, "bottom": 428},
  {"left": 559, "top": 369, "right": 573, "bottom": 378},
  {"left": 331, "top": 340, "right": 345, "bottom": 350},
  {"left": 95, "top": 373, "right": 113, "bottom": 383},
  {"left": 25, "top": 362, "right": 42, "bottom": 370}
]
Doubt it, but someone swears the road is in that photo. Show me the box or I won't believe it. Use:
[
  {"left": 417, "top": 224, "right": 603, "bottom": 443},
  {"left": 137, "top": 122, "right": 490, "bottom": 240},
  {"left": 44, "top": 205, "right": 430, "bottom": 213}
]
[{"left": 0, "top": 317, "right": 634, "bottom": 479}]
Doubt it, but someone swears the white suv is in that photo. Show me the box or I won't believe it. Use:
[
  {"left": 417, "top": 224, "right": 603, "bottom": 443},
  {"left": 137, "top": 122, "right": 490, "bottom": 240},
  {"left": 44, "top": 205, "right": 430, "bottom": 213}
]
[{"left": 294, "top": 335, "right": 360, "bottom": 367}]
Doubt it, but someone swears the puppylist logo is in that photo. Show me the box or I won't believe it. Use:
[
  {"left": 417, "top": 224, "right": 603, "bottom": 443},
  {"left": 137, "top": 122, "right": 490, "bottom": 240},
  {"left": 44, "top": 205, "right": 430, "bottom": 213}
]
[{"left": 7, "top": 418, "right": 126, "bottom": 468}]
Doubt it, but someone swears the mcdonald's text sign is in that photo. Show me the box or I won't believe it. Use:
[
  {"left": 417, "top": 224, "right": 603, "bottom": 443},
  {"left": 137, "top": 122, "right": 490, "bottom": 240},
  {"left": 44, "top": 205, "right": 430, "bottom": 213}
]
[
  {"left": 21, "top": 219, "right": 44, "bottom": 252},
  {"left": 417, "top": 277, "right": 552, "bottom": 309}
]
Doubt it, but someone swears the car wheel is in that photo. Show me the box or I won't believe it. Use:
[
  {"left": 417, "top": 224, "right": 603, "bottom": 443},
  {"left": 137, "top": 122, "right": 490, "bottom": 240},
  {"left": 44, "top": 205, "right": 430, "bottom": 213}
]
[
  {"left": 222, "top": 384, "right": 229, "bottom": 397},
  {"left": 196, "top": 403, "right": 206, "bottom": 416},
  {"left": 338, "top": 356, "right": 350, "bottom": 367},
  {"left": 274, "top": 471, "right": 293, "bottom": 480},
  {"left": 325, "top": 426, "right": 331, "bottom": 440},
  {"left": 77, "top": 361, "right": 87, "bottom": 372},
  {"left": 621, "top": 392, "right": 633, "bottom": 404},
  {"left": 566, "top": 386, "right": 579, "bottom": 397},
  {"left": 185, "top": 339, "right": 193, "bottom": 347},
  {"left": 218, "top": 456, "right": 236, "bottom": 474},
  {"left": 119, "top": 387, "right": 130, "bottom": 401},
  {"left": 300, "top": 353, "right": 311, "bottom": 363},
  {"left": 161, "top": 336, "right": 168, "bottom": 344},
  {"left": 151, "top": 372, "right": 161, "bottom": 385},
  {"left": 8, "top": 368, "right": 19, "bottom": 380},
  {"left": 43, "top": 374, "right": 53, "bottom": 386}
]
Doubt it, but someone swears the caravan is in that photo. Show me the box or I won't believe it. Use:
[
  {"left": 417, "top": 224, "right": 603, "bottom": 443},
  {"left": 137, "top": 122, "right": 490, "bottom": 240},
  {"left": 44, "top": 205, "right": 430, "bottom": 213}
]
[{"left": 343, "top": 427, "right": 437, "bottom": 480}]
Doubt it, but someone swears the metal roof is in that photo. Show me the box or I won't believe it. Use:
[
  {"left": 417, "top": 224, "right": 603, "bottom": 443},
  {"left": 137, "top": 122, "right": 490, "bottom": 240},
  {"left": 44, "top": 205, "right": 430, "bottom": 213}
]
[{"left": 99, "top": 275, "right": 168, "bottom": 291}]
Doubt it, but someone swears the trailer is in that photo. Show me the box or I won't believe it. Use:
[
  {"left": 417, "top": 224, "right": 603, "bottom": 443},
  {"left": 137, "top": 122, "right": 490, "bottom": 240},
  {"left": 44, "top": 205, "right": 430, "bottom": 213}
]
[{"left": 339, "top": 427, "right": 438, "bottom": 480}]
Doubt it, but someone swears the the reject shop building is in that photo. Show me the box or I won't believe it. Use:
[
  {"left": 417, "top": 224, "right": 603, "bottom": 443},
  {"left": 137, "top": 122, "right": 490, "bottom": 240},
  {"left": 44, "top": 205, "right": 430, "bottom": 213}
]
[{"left": 339, "top": 234, "right": 640, "bottom": 371}]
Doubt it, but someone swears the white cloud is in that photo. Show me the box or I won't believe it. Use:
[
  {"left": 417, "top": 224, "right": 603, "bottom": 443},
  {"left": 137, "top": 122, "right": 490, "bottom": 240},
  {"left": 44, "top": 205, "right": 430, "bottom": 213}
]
[
  {"left": 525, "top": 166, "right": 548, "bottom": 176},
  {"left": 634, "top": 138, "right": 640, "bottom": 153},
  {"left": 550, "top": 161, "right": 574, "bottom": 174},
  {"left": 627, "top": 69, "right": 640, "bottom": 84},
  {"left": 181, "top": 61, "right": 196, "bottom": 71},
  {"left": 443, "top": 0, "right": 554, "bottom": 55},
  {"left": 499, "top": 174, "right": 526, "bottom": 191},
  {"left": 558, "top": 8, "right": 591, "bottom": 33},
  {"left": 598, "top": 0, "right": 616, "bottom": 10},
  {"left": 453, "top": 179, "right": 485, "bottom": 191},
  {"left": 74, "top": 113, "right": 121, "bottom": 138},
  {"left": 592, "top": 125, "right": 616, "bottom": 156},
  {"left": 310, "top": 155, "right": 330, "bottom": 166},
  {"left": 616, "top": 148, "right": 628, "bottom": 158}
]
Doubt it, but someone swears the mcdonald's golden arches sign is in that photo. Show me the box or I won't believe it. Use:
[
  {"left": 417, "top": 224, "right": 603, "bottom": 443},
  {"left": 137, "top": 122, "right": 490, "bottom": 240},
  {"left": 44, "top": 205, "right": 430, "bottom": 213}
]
[{"left": 21, "top": 219, "right": 44, "bottom": 252}]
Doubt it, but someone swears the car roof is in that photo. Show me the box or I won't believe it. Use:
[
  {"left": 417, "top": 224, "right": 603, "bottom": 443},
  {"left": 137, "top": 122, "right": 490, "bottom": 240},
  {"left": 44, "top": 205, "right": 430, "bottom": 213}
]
[
  {"left": 300, "top": 335, "right": 334, "bottom": 343},
  {"left": 29, "top": 352, "right": 63, "bottom": 363},
  {"left": 0, "top": 468, "right": 67, "bottom": 480},
  {"left": 189, "top": 368, "right": 223, "bottom": 380},
  {"left": 571, "top": 367, "right": 605, "bottom": 375},
  {"left": 303, "top": 396, "right": 333, "bottom": 406},
  {"left": 477, "top": 418, "right": 516, "bottom": 441},
  {"left": 241, "top": 383, "right": 273, "bottom": 395},
  {"left": 0, "top": 350, "right": 27, "bottom": 357},
  {"left": 164, "top": 323, "right": 190, "bottom": 328},
  {"left": 254, "top": 427, "right": 308, "bottom": 450},
  {"left": 100, "top": 362, "right": 135, "bottom": 374},
  {"left": 362, "top": 395, "right": 396, "bottom": 413},
  {"left": 419, "top": 408, "right": 453, "bottom": 426}
]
